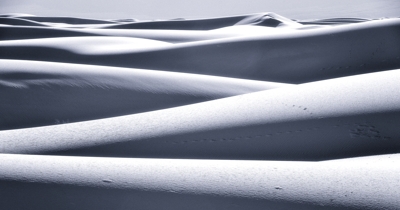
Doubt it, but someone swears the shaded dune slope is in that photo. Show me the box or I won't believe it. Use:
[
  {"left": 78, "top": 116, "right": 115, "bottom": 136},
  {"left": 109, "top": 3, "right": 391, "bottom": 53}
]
[
  {"left": 0, "top": 26, "right": 247, "bottom": 42},
  {"left": 298, "top": 17, "right": 372, "bottom": 25},
  {"left": 18, "top": 16, "right": 117, "bottom": 24},
  {"left": 0, "top": 17, "right": 49, "bottom": 27},
  {"left": 0, "top": 26, "right": 104, "bottom": 40},
  {"left": 1, "top": 70, "right": 399, "bottom": 160}
]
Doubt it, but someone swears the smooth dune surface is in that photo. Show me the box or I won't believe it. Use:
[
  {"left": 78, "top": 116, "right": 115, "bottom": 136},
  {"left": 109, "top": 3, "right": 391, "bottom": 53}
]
[{"left": 1, "top": 12, "right": 399, "bottom": 209}]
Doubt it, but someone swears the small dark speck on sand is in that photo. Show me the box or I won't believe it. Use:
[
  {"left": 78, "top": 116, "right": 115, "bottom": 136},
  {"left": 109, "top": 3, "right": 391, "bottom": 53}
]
[
  {"left": 102, "top": 179, "right": 113, "bottom": 183},
  {"left": 275, "top": 186, "right": 283, "bottom": 190}
]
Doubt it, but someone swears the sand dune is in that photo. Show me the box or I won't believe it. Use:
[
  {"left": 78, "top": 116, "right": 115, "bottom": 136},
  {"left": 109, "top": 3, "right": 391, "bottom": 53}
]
[
  {"left": 0, "top": 59, "right": 287, "bottom": 130},
  {"left": 1, "top": 13, "right": 399, "bottom": 209},
  {"left": 1, "top": 69, "right": 399, "bottom": 160},
  {"left": 0, "top": 153, "right": 399, "bottom": 210}
]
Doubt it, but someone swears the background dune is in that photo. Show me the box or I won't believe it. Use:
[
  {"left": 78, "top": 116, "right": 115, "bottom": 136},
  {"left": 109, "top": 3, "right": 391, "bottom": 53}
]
[{"left": 1, "top": 16, "right": 399, "bottom": 83}]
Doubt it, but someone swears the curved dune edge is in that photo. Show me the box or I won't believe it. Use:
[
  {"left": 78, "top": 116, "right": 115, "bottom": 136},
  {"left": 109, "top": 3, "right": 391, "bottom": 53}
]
[
  {"left": 0, "top": 153, "right": 399, "bottom": 210},
  {"left": 1, "top": 69, "right": 400, "bottom": 160},
  {"left": 0, "top": 17, "right": 49, "bottom": 27},
  {"left": 0, "top": 59, "right": 289, "bottom": 130}
]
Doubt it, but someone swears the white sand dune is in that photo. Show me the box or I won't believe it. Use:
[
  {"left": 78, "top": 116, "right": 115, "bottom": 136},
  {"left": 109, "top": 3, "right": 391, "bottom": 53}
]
[
  {"left": 1, "top": 69, "right": 399, "bottom": 160},
  {"left": 0, "top": 59, "right": 287, "bottom": 130},
  {"left": 0, "top": 153, "right": 399, "bottom": 210},
  {"left": 1, "top": 12, "right": 400, "bottom": 209}
]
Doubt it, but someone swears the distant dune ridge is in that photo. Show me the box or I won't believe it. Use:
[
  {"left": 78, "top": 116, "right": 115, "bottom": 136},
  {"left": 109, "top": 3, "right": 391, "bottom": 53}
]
[
  {"left": 1, "top": 14, "right": 400, "bottom": 83},
  {"left": 0, "top": 13, "right": 400, "bottom": 209}
]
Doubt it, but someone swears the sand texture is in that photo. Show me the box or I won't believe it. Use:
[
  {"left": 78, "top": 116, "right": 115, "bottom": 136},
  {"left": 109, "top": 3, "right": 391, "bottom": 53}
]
[{"left": 1, "top": 13, "right": 400, "bottom": 209}]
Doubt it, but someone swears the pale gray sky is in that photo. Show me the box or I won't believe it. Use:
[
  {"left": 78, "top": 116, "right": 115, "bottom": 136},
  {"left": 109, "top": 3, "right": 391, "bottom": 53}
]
[{"left": 1, "top": 0, "right": 400, "bottom": 20}]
